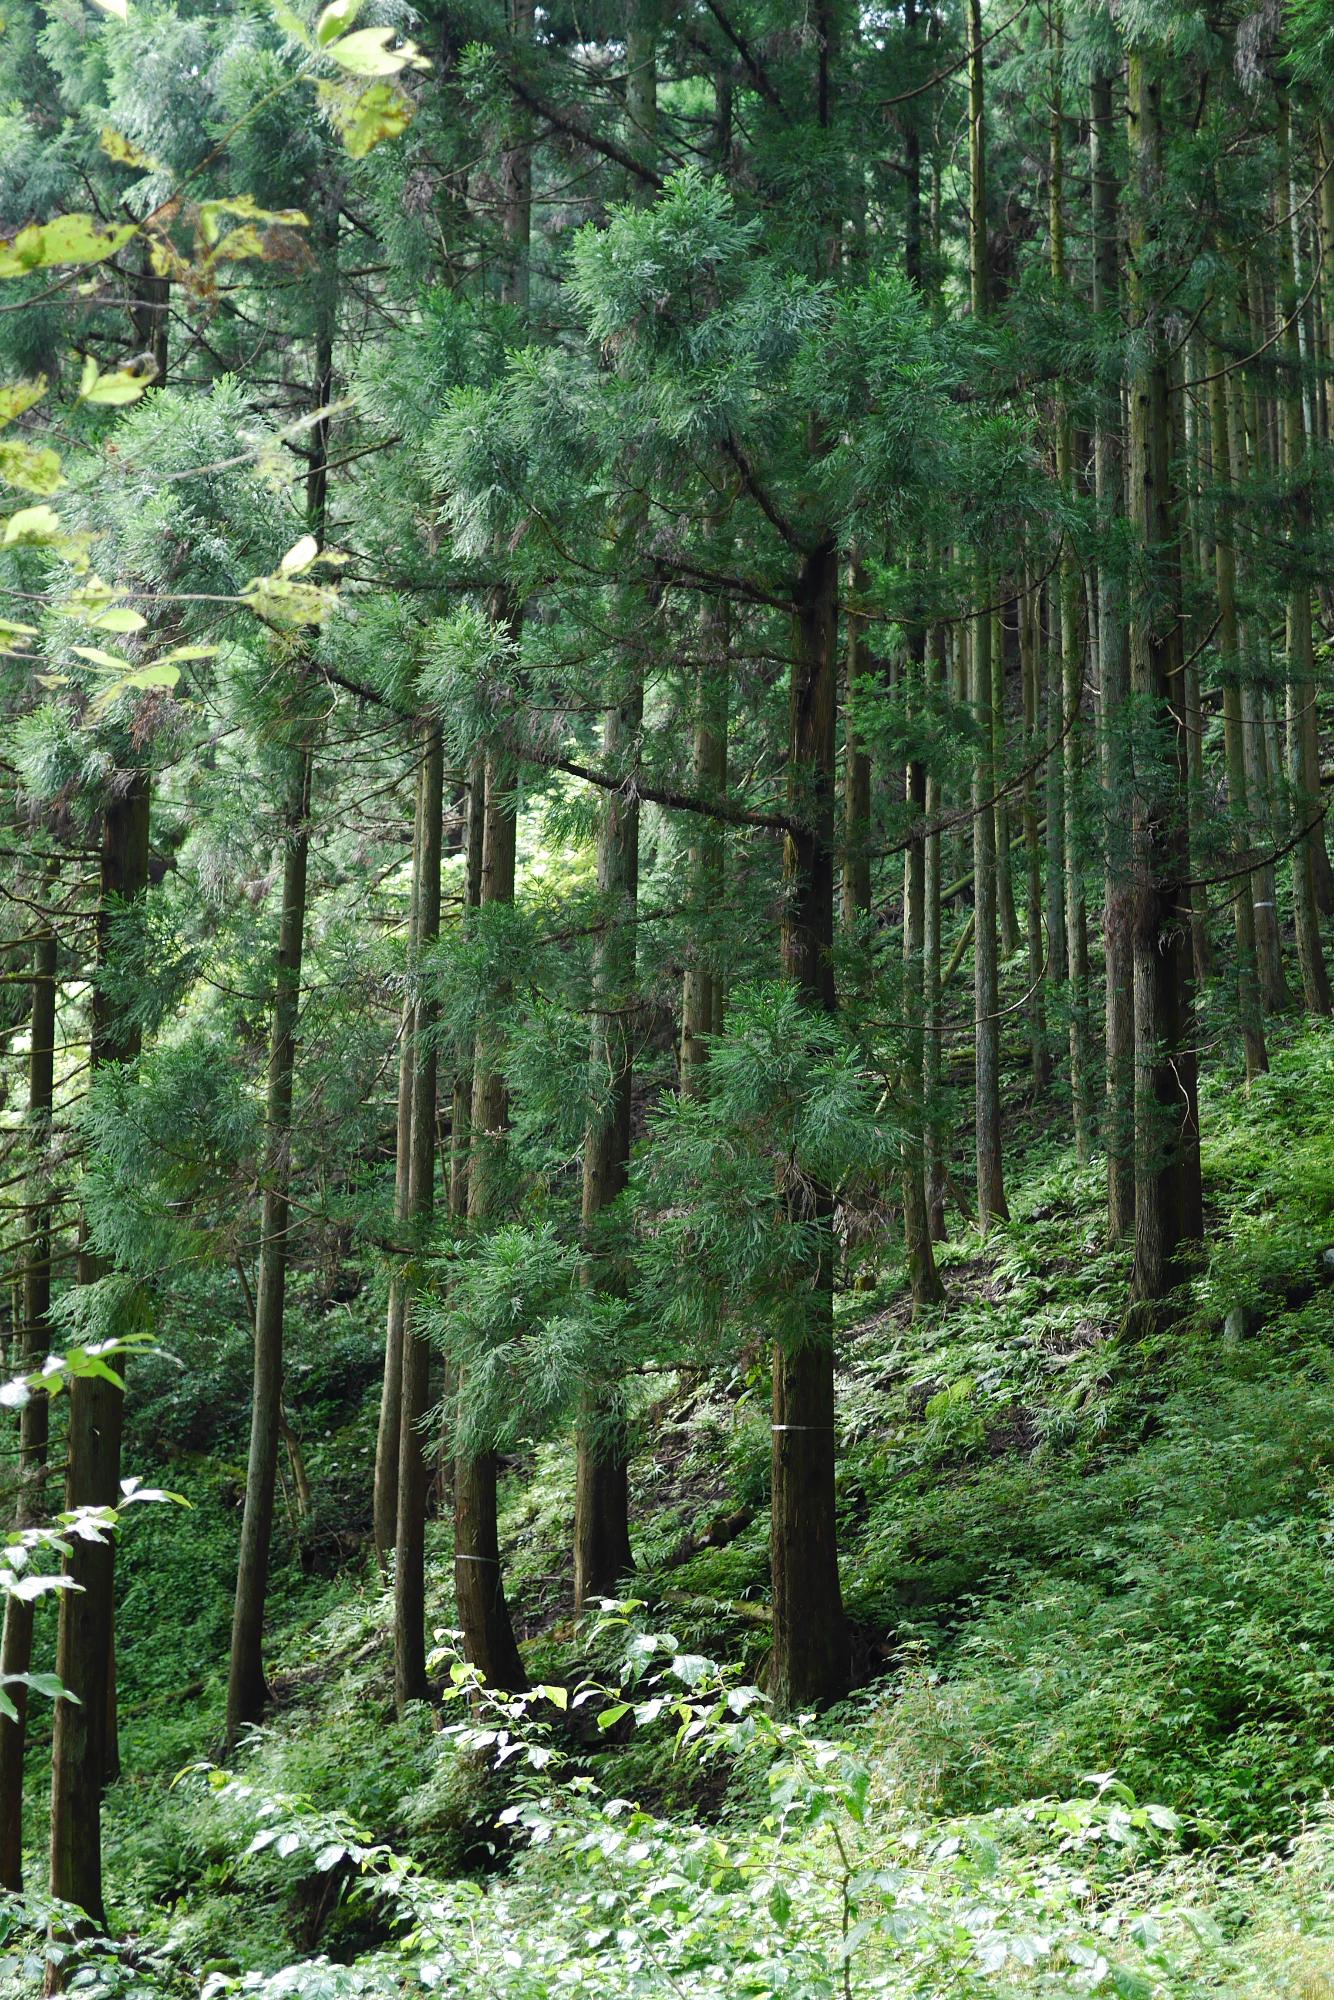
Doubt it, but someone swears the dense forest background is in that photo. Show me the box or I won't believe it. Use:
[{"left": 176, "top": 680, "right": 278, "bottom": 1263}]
[{"left": 1, "top": 0, "right": 1334, "bottom": 1992}]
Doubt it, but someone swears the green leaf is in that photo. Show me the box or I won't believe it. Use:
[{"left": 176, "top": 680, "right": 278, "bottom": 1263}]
[
  {"left": 322, "top": 24, "right": 428, "bottom": 75},
  {"left": 0, "top": 379, "right": 47, "bottom": 426},
  {"left": 596, "top": 1703, "right": 631, "bottom": 1731},
  {"left": 73, "top": 645, "right": 133, "bottom": 673},
  {"left": 100, "top": 127, "right": 157, "bottom": 169},
  {"left": 88, "top": 0, "right": 128, "bottom": 18},
  {"left": 3, "top": 504, "right": 61, "bottom": 544},
  {"left": 315, "top": 0, "right": 361, "bottom": 44},
  {"left": 533, "top": 1684, "right": 568, "bottom": 1711},
  {"left": 90, "top": 606, "right": 146, "bottom": 633},
  {"left": 23, "top": 1672, "right": 70, "bottom": 1701},
  {"left": 281, "top": 532, "right": 319, "bottom": 572},
  {"left": 197, "top": 197, "right": 308, "bottom": 248},
  {"left": 0, "top": 217, "right": 135, "bottom": 279},
  {"left": 78, "top": 360, "right": 154, "bottom": 406},
  {"left": 0, "top": 440, "right": 64, "bottom": 495},
  {"left": 317, "top": 79, "right": 415, "bottom": 159}
]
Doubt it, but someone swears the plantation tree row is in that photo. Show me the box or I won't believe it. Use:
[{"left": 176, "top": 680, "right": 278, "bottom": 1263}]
[{"left": 0, "top": 0, "right": 1332, "bottom": 1943}]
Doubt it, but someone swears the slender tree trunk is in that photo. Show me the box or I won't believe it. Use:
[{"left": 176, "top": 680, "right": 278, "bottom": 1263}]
[
  {"left": 451, "top": 0, "right": 534, "bottom": 1695},
  {"left": 1050, "top": 23, "right": 1092, "bottom": 1159},
  {"left": 1125, "top": 50, "right": 1202, "bottom": 1311},
  {"left": 993, "top": 607, "right": 1020, "bottom": 960},
  {"left": 450, "top": 753, "right": 485, "bottom": 1219},
  {"left": 840, "top": 565, "right": 873, "bottom": 929},
  {"left": 680, "top": 612, "right": 727, "bottom": 1097},
  {"left": 571, "top": 0, "right": 657, "bottom": 1614},
  {"left": 1208, "top": 337, "right": 1268, "bottom": 1081},
  {"left": 771, "top": 535, "right": 848, "bottom": 1714},
  {"left": 902, "top": 631, "right": 943, "bottom": 1310},
  {"left": 0, "top": 897, "right": 56, "bottom": 1891},
  {"left": 924, "top": 616, "right": 948, "bottom": 1240},
  {"left": 1230, "top": 297, "right": 1290, "bottom": 1013},
  {"left": 394, "top": 722, "right": 443, "bottom": 1712},
  {"left": 1019, "top": 568, "right": 1050, "bottom": 1091},
  {"left": 455, "top": 755, "right": 527, "bottom": 1693},
  {"left": 1277, "top": 89, "right": 1332, "bottom": 1012},
  {"left": 373, "top": 768, "right": 423, "bottom": 1572},
  {"left": 573, "top": 669, "right": 641, "bottom": 1611},
  {"left": 968, "top": 0, "right": 1007, "bottom": 1227},
  {"left": 225, "top": 735, "right": 314, "bottom": 1746},
  {"left": 224, "top": 231, "right": 333, "bottom": 1745},
  {"left": 49, "top": 773, "right": 149, "bottom": 1929}
]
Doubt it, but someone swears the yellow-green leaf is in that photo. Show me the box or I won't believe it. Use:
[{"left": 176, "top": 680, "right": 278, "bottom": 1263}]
[
  {"left": 319, "top": 77, "right": 414, "bottom": 158},
  {"left": 0, "top": 378, "right": 47, "bottom": 427},
  {"left": 88, "top": 0, "right": 127, "bottom": 17},
  {"left": 197, "top": 196, "right": 308, "bottom": 248},
  {"left": 271, "top": 0, "right": 311, "bottom": 44},
  {"left": 0, "top": 216, "right": 135, "bottom": 279},
  {"left": 157, "top": 644, "right": 217, "bottom": 663},
  {"left": 99, "top": 127, "right": 157, "bottom": 169},
  {"left": 79, "top": 361, "right": 154, "bottom": 406},
  {"left": 315, "top": 0, "right": 361, "bottom": 44},
  {"left": 241, "top": 575, "right": 336, "bottom": 627},
  {"left": 90, "top": 606, "right": 146, "bottom": 633},
  {"left": 3, "top": 504, "right": 61, "bottom": 544},
  {"left": 0, "top": 440, "right": 63, "bottom": 495},
  {"left": 281, "top": 533, "right": 318, "bottom": 573},
  {"left": 86, "top": 660, "right": 180, "bottom": 720},
  {"left": 73, "top": 645, "right": 132, "bottom": 673},
  {"left": 323, "top": 24, "right": 428, "bottom": 75}
]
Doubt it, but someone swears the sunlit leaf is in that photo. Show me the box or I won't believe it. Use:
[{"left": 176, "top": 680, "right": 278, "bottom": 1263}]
[
  {"left": 3, "top": 503, "right": 61, "bottom": 543},
  {"left": 0, "top": 216, "right": 135, "bottom": 279},
  {"left": 0, "top": 440, "right": 63, "bottom": 495},
  {"left": 318, "top": 78, "right": 414, "bottom": 158},
  {"left": 322, "top": 24, "right": 428, "bottom": 75},
  {"left": 100, "top": 127, "right": 158, "bottom": 169},
  {"left": 315, "top": 0, "right": 361, "bottom": 43},
  {"left": 90, "top": 606, "right": 147, "bottom": 633},
  {"left": 0, "top": 379, "right": 47, "bottom": 427}
]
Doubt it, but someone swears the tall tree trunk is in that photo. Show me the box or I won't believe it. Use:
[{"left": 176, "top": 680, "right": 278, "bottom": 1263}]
[
  {"left": 902, "top": 630, "right": 944, "bottom": 1310},
  {"left": 771, "top": 535, "right": 848, "bottom": 1714},
  {"left": 840, "top": 566, "right": 873, "bottom": 929},
  {"left": 993, "top": 608, "right": 1020, "bottom": 960},
  {"left": 224, "top": 223, "right": 333, "bottom": 1746},
  {"left": 572, "top": 0, "right": 657, "bottom": 1612},
  {"left": 0, "top": 894, "right": 56, "bottom": 1891},
  {"left": 224, "top": 734, "right": 314, "bottom": 1746},
  {"left": 454, "top": 755, "right": 527, "bottom": 1693},
  {"left": 573, "top": 667, "right": 641, "bottom": 1610},
  {"left": 1019, "top": 567, "right": 1050, "bottom": 1091},
  {"left": 451, "top": 0, "right": 534, "bottom": 1695},
  {"left": 450, "top": 754, "right": 485, "bottom": 1219},
  {"left": 373, "top": 769, "right": 424, "bottom": 1572},
  {"left": 1276, "top": 88, "right": 1332, "bottom": 1013},
  {"left": 394, "top": 723, "right": 444, "bottom": 1712},
  {"left": 924, "top": 615, "right": 948, "bottom": 1240},
  {"left": 1208, "top": 336, "right": 1268, "bottom": 1082},
  {"left": 1050, "top": 16, "right": 1092, "bottom": 1159},
  {"left": 679, "top": 611, "right": 727, "bottom": 1097},
  {"left": 968, "top": 0, "right": 1007, "bottom": 1227},
  {"left": 49, "top": 773, "right": 149, "bottom": 1929},
  {"left": 1125, "top": 50, "right": 1202, "bottom": 1311}
]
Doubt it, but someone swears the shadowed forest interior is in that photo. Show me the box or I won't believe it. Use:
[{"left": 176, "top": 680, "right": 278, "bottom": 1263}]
[{"left": 2, "top": 0, "right": 1334, "bottom": 1993}]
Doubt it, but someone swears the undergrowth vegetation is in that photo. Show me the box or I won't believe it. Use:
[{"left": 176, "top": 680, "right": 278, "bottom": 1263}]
[{"left": 4, "top": 1027, "right": 1334, "bottom": 1996}]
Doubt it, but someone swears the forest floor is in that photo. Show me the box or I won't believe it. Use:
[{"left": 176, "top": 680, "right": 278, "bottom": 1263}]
[{"left": 9, "top": 1024, "right": 1334, "bottom": 1997}]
